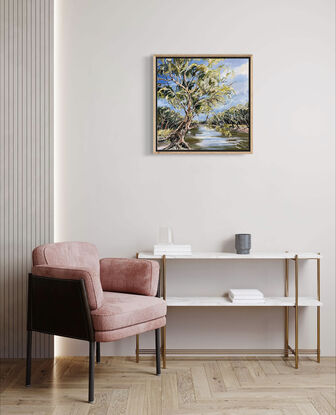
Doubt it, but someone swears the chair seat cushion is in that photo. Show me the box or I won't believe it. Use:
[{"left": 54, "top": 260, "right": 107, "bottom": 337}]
[
  {"left": 95, "top": 317, "right": 166, "bottom": 342},
  {"left": 91, "top": 292, "right": 167, "bottom": 331}
]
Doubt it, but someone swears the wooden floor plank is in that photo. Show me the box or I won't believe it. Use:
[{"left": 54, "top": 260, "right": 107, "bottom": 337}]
[
  {"left": 218, "top": 361, "right": 240, "bottom": 389},
  {"left": 143, "top": 379, "right": 162, "bottom": 415},
  {"left": 88, "top": 391, "right": 112, "bottom": 415},
  {"left": 309, "top": 394, "right": 336, "bottom": 415},
  {"left": 321, "top": 389, "right": 336, "bottom": 409},
  {"left": 204, "top": 362, "right": 226, "bottom": 393},
  {"left": 281, "top": 407, "right": 302, "bottom": 415},
  {"left": 296, "top": 402, "right": 320, "bottom": 415},
  {"left": 107, "top": 389, "right": 128, "bottom": 415},
  {"left": 162, "top": 373, "right": 178, "bottom": 411},
  {"left": 191, "top": 366, "right": 211, "bottom": 400},
  {"left": 0, "top": 357, "right": 334, "bottom": 415},
  {"left": 125, "top": 383, "right": 146, "bottom": 415},
  {"left": 176, "top": 369, "right": 196, "bottom": 408},
  {"left": 0, "top": 360, "right": 23, "bottom": 394},
  {"left": 70, "top": 402, "right": 91, "bottom": 415},
  {"left": 258, "top": 359, "right": 279, "bottom": 375},
  {"left": 232, "top": 361, "right": 254, "bottom": 387}
]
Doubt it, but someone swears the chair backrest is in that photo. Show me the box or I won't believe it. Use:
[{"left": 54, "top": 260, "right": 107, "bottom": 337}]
[{"left": 32, "top": 242, "right": 103, "bottom": 310}]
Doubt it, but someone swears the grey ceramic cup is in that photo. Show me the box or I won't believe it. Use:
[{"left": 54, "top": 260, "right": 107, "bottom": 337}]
[{"left": 235, "top": 234, "right": 251, "bottom": 254}]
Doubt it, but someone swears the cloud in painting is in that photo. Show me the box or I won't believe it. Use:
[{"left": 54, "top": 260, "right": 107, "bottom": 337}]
[
  {"left": 232, "top": 62, "right": 248, "bottom": 77},
  {"left": 215, "top": 59, "right": 249, "bottom": 112}
]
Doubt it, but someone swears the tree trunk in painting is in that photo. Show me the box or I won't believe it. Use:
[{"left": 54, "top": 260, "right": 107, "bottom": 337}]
[{"left": 162, "top": 99, "right": 192, "bottom": 150}]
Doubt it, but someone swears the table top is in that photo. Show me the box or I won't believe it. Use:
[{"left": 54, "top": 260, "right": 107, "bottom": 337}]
[
  {"left": 137, "top": 251, "right": 321, "bottom": 260},
  {"left": 166, "top": 296, "right": 322, "bottom": 307}
]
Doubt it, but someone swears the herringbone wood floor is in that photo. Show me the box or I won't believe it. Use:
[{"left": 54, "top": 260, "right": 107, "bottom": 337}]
[{"left": 0, "top": 357, "right": 335, "bottom": 414}]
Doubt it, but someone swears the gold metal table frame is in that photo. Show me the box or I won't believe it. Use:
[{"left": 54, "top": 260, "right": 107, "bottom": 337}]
[
  {"left": 135, "top": 252, "right": 321, "bottom": 369},
  {"left": 284, "top": 254, "right": 321, "bottom": 368}
]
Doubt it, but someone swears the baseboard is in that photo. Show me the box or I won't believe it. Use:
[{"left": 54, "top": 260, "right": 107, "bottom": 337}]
[{"left": 139, "top": 348, "right": 319, "bottom": 356}]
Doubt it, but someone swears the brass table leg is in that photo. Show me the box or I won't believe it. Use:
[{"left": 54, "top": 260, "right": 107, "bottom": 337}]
[
  {"left": 284, "top": 258, "right": 289, "bottom": 358},
  {"left": 295, "top": 255, "right": 299, "bottom": 369},
  {"left": 317, "top": 255, "right": 321, "bottom": 363}
]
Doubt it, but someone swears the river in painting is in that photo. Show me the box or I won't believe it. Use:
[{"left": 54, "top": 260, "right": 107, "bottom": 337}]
[{"left": 184, "top": 124, "right": 249, "bottom": 152}]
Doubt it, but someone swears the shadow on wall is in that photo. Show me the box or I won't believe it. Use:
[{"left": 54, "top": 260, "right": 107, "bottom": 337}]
[{"left": 222, "top": 236, "right": 235, "bottom": 252}]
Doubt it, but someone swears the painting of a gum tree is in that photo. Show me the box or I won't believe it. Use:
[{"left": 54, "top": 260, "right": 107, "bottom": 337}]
[{"left": 153, "top": 55, "right": 252, "bottom": 153}]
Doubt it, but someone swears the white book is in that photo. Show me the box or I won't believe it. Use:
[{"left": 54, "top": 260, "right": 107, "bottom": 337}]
[{"left": 229, "top": 289, "right": 264, "bottom": 299}]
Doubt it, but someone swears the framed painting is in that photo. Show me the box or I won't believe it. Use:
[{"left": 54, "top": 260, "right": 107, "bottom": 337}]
[{"left": 153, "top": 55, "right": 253, "bottom": 154}]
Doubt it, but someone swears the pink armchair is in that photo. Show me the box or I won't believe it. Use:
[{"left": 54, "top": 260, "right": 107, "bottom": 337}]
[{"left": 26, "top": 242, "right": 166, "bottom": 403}]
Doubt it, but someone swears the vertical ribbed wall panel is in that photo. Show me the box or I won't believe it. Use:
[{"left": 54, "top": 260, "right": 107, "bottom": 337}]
[{"left": 0, "top": 0, "right": 54, "bottom": 358}]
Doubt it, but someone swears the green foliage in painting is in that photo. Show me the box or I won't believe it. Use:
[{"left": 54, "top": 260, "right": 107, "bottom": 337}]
[
  {"left": 157, "top": 58, "right": 235, "bottom": 150},
  {"left": 157, "top": 107, "right": 183, "bottom": 131},
  {"left": 208, "top": 104, "right": 249, "bottom": 137}
]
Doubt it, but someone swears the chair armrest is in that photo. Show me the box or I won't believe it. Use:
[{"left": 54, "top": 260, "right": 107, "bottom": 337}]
[
  {"left": 27, "top": 273, "right": 95, "bottom": 341},
  {"left": 32, "top": 264, "right": 103, "bottom": 310},
  {"left": 99, "top": 258, "right": 159, "bottom": 296}
]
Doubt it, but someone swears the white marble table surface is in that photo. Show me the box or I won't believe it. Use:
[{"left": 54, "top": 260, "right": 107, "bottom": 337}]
[
  {"left": 138, "top": 251, "right": 321, "bottom": 260},
  {"left": 166, "top": 296, "right": 322, "bottom": 307}
]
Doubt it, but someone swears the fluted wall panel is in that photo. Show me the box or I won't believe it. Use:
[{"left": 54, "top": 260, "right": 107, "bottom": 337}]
[{"left": 0, "top": 0, "right": 54, "bottom": 358}]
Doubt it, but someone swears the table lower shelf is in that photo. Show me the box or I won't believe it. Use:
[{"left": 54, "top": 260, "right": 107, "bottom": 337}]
[{"left": 165, "top": 296, "right": 322, "bottom": 307}]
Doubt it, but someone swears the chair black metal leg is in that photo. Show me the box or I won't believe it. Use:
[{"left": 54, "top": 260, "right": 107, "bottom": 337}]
[
  {"left": 155, "top": 328, "right": 161, "bottom": 375},
  {"left": 25, "top": 330, "right": 32, "bottom": 386},
  {"left": 96, "top": 342, "right": 100, "bottom": 363},
  {"left": 89, "top": 341, "right": 95, "bottom": 403}
]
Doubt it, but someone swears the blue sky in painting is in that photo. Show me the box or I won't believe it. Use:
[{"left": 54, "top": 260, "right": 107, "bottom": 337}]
[{"left": 157, "top": 57, "right": 249, "bottom": 121}]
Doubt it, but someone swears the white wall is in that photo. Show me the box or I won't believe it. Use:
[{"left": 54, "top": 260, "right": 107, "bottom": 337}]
[{"left": 54, "top": 0, "right": 335, "bottom": 356}]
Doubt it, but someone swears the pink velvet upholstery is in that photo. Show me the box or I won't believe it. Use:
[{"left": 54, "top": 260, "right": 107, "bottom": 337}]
[
  {"left": 31, "top": 242, "right": 166, "bottom": 343},
  {"left": 100, "top": 258, "right": 159, "bottom": 296},
  {"left": 32, "top": 264, "right": 103, "bottom": 310},
  {"left": 95, "top": 317, "right": 166, "bottom": 342},
  {"left": 32, "top": 242, "right": 103, "bottom": 310},
  {"left": 33, "top": 242, "right": 100, "bottom": 273},
  {"left": 91, "top": 291, "right": 166, "bottom": 331}
]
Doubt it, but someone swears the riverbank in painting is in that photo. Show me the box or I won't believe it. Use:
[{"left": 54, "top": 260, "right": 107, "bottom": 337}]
[{"left": 157, "top": 124, "right": 250, "bottom": 152}]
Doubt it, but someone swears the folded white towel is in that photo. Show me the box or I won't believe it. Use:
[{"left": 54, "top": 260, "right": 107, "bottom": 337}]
[
  {"left": 229, "top": 294, "right": 265, "bottom": 301},
  {"left": 230, "top": 298, "right": 266, "bottom": 304},
  {"left": 229, "top": 289, "right": 264, "bottom": 299}
]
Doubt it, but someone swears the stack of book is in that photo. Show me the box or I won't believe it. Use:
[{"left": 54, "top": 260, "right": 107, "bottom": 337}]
[
  {"left": 153, "top": 244, "right": 192, "bottom": 256},
  {"left": 228, "top": 289, "right": 265, "bottom": 304}
]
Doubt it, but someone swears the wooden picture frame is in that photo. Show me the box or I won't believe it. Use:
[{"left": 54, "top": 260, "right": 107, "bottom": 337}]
[{"left": 153, "top": 55, "right": 253, "bottom": 154}]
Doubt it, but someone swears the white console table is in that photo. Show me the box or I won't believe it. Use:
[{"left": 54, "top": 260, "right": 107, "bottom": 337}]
[{"left": 136, "top": 251, "right": 322, "bottom": 369}]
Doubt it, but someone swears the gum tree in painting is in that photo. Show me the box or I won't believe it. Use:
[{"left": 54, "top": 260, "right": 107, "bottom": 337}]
[{"left": 155, "top": 57, "right": 251, "bottom": 152}]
